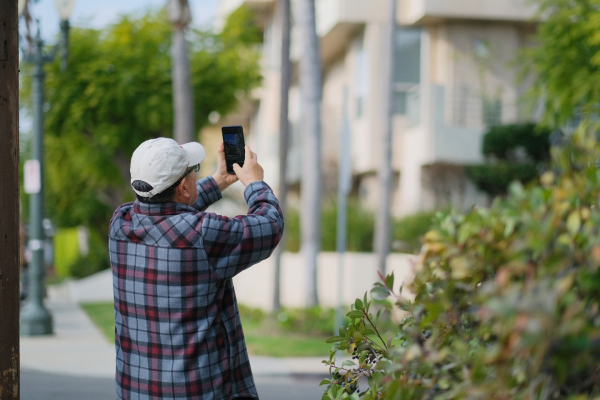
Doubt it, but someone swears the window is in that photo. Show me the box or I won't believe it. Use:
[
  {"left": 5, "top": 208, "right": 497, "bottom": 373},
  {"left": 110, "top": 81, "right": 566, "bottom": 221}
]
[
  {"left": 354, "top": 35, "right": 368, "bottom": 119},
  {"left": 393, "top": 28, "right": 421, "bottom": 115}
]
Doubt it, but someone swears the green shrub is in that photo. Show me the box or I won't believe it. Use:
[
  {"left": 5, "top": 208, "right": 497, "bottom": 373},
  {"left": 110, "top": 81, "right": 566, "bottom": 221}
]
[
  {"left": 285, "top": 202, "right": 433, "bottom": 254},
  {"left": 321, "top": 125, "right": 600, "bottom": 399},
  {"left": 482, "top": 123, "right": 551, "bottom": 162},
  {"left": 275, "top": 306, "right": 339, "bottom": 336},
  {"left": 68, "top": 230, "right": 110, "bottom": 279},
  {"left": 238, "top": 304, "right": 348, "bottom": 336},
  {"left": 285, "top": 201, "right": 375, "bottom": 252},
  {"left": 391, "top": 211, "right": 437, "bottom": 254},
  {"left": 53, "top": 228, "right": 81, "bottom": 278},
  {"left": 465, "top": 162, "right": 539, "bottom": 197},
  {"left": 467, "top": 123, "right": 552, "bottom": 197}
]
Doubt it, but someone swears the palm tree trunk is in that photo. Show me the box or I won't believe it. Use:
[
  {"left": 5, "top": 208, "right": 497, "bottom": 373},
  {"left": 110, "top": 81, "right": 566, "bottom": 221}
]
[
  {"left": 298, "top": 0, "right": 322, "bottom": 307},
  {"left": 272, "top": 0, "right": 291, "bottom": 312},
  {"left": 374, "top": 0, "right": 397, "bottom": 275},
  {"left": 169, "top": 0, "right": 194, "bottom": 144}
]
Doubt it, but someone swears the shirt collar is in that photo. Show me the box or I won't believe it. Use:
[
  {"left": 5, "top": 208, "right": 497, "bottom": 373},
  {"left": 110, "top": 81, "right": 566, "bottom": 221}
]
[{"left": 133, "top": 200, "right": 196, "bottom": 216}]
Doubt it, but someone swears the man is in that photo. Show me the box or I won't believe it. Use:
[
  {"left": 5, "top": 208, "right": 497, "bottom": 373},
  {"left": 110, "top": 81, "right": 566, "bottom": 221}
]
[{"left": 108, "top": 137, "right": 284, "bottom": 399}]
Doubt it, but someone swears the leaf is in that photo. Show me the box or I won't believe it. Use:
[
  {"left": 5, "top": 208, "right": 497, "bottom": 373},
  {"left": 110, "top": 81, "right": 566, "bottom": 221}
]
[
  {"left": 353, "top": 331, "right": 364, "bottom": 342},
  {"left": 326, "top": 336, "right": 345, "bottom": 343},
  {"left": 342, "top": 360, "right": 357, "bottom": 368},
  {"left": 385, "top": 273, "right": 394, "bottom": 291},
  {"left": 355, "top": 299, "right": 364, "bottom": 310},
  {"left": 371, "top": 286, "right": 390, "bottom": 301},
  {"left": 450, "top": 256, "right": 471, "bottom": 279},
  {"left": 346, "top": 310, "right": 364, "bottom": 319},
  {"left": 567, "top": 210, "right": 581, "bottom": 236},
  {"left": 319, "top": 379, "right": 331, "bottom": 386},
  {"left": 347, "top": 342, "right": 356, "bottom": 354}
]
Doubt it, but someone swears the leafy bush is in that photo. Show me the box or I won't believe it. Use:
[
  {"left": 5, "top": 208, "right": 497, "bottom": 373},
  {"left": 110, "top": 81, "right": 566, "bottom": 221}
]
[
  {"left": 392, "top": 211, "right": 437, "bottom": 254},
  {"left": 321, "top": 125, "right": 600, "bottom": 399},
  {"left": 285, "top": 202, "right": 434, "bottom": 254},
  {"left": 482, "top": 123, "right": 551, "bottom": 162},
  {"left": 239, "top": 304, "right": 346, "bottom": 336},
  {"left": 68, "top": 231, "right": 110, "bottom": 279},
  {"left": 465, "top": 163, "right": 539, "bottom": 197},
  {"left": 275, "top": 307, "right": 340, "bottom": 336},
  {"left": 466, "top": 123, "right": 552, "bottom": 197}
]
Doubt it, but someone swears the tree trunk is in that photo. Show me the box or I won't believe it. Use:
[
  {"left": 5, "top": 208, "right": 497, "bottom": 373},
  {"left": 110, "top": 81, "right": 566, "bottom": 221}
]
[
  {"left": 298, "top": 0, "right": 322, "bottom": 307},
  {"left": 374, "top": 0, "right": 397, "bottom": 275},
  {"left": 272, "top": 0, "right": 292, "bottom": 312},
  {"left": 0, "top": 0, "right": 21, "bottom": 397},
  {"left": 169, "top": 0, "right": 194, "bottom": 144}
]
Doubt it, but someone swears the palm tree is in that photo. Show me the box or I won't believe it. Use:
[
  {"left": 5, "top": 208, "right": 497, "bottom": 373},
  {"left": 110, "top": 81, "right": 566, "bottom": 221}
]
[
  {"left": 273, "top": 0, "right": 292, "bottom": 311},
  {"left": 374, "top": 0, "right": 397, "bottom": 274},
  {"left": 168, "top": 0, "right": 194, "bottom": 144},
  {"left": 298, "top": 0, "right": 322, "bottom": 306}
]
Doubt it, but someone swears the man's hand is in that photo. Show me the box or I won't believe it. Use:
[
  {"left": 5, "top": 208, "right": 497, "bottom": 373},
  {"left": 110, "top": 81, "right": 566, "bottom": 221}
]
[
  {"left": 233, "top": 145, "right": 264, "bottom": 186},
  {"left": 212, "top": 142, "right": 239, "bottom": 192}
]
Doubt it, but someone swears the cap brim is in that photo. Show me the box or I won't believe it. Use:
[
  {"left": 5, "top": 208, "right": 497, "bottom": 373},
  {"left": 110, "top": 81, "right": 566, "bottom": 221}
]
[{"left": 180, "top": 142, "right": 206, "bottom": 166}]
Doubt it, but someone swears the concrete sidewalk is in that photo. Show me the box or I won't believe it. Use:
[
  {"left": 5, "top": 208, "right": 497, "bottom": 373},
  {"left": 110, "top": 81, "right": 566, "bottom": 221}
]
[{"left": 20, "top": 298, "right": 333, "bottom": 379}]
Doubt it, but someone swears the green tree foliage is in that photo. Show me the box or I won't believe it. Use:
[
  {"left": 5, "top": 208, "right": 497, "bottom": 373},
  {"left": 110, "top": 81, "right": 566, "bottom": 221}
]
[
  {"left": 466, "top": 123, "right": 551, "bottom": 197},
  {"left": 523, "top": 0, "right": 600, "bottom": 126},
  {"left": 20, "top": 8, "right": 261, "bottom": 240},
  {"left": 321, "top": 126, "right": 600, "bottom": 399}
]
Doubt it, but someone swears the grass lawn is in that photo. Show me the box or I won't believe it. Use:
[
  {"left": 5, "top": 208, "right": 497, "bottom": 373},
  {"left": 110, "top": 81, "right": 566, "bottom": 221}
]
[
  {"left": 81, "top": 302, "right": 115, "bottom": 341},
  {"left": 80, "top": 302, "right": 333, "bottom": 357}
]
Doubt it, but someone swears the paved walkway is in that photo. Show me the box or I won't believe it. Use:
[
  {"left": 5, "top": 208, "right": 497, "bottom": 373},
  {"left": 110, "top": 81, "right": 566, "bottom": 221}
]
[{"left": 20, "top": 299, "right": 334, "bottom": 379}]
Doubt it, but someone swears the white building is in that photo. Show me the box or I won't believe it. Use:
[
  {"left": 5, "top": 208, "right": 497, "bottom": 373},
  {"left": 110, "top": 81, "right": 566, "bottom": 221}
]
[{"left": 208, "top": 0, "right": 539, "bottom": 215}]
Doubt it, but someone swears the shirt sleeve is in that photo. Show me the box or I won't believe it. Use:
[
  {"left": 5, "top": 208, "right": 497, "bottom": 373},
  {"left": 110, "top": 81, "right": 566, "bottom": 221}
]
[
  {"left": 200, "top": 181, "right": 284, "bottom": 280},
  {"left": 191, "top": 176, "right": 222, "bottom": 212}
]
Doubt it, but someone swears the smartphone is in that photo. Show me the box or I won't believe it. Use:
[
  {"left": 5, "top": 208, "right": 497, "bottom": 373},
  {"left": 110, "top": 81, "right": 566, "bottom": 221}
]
[{"left": 221, "top": 125, "right": 245, "bottom": 174}]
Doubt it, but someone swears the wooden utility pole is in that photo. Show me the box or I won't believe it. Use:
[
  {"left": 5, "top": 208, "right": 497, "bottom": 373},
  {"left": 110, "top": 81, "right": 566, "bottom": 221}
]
[{"left": 0, "top": 0, "right": 21, "bottom": 398}]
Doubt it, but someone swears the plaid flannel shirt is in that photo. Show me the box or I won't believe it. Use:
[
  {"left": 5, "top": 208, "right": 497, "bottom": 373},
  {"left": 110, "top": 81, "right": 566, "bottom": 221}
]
[{"left": 109, "top": 177, "right": 284, "bottom": 400}]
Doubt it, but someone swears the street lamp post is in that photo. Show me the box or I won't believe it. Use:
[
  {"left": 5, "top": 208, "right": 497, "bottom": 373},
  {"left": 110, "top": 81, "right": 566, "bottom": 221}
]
[
  {"left": 20, "top": 0, "right": 76, "bottom": 336},
  {"left": 55, "top": 0, "right": 76, "bottom": 71}
]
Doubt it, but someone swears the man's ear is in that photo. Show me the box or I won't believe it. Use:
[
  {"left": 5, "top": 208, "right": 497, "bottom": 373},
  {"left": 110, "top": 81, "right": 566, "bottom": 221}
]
[{"left": 173, "top": 177, "right": 190, "bottom": 202}]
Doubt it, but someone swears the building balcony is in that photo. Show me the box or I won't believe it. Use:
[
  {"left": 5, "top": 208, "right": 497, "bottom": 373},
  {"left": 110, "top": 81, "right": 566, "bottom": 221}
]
[
  {"left": 405, "top": 84, "right": 528, "bottom": 165},
  {"left": 316, "top": 0, "right": 386, "bottom": 65},
  {"left": 399, "top": 0, "right": 538, "bottom": 26}
]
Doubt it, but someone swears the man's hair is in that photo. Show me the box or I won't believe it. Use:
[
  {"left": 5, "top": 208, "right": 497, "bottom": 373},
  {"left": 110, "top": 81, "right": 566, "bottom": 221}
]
[{"left": 132, "top": 169, "right": 192, "bottom": 204}]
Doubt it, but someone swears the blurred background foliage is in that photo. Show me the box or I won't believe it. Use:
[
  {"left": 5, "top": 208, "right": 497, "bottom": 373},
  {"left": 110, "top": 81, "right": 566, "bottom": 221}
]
[
  {"left": 465, "top": 123, "right": 552, "bottom": 197},
  {"left": 20, "top": 6, "right": 262, "bottom": 277},
  {"left": 284, "top": 202, "right": 436, "bottom": 254},
  {"left": 522, "top": 0, "right": 600, "bottom": 128}
]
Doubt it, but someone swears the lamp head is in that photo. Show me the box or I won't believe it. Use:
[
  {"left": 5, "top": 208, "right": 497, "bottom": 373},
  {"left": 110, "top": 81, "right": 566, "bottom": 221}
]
[
  {"left": 54, "top": 0, "right": 76, "bottom": 20},
  {"left": 18, "top": 0, "right": 27, "bottom": 16}
]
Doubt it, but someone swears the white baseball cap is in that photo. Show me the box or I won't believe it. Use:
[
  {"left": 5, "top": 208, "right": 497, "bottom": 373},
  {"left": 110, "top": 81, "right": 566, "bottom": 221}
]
[{"left": 130, "top": 137, "right": 206, "bottom": 198}]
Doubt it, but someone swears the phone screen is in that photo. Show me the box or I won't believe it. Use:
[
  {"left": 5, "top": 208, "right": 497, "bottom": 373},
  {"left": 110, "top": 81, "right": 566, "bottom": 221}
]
[{"left": 221, "top": 125, "right": 245, "bottom": 174}]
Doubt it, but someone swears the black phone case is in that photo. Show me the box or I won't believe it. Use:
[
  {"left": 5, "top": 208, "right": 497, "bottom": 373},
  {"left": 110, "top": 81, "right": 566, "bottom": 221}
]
[{"left": 221, "top": 125, "right": 245, "bottom": 174}]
